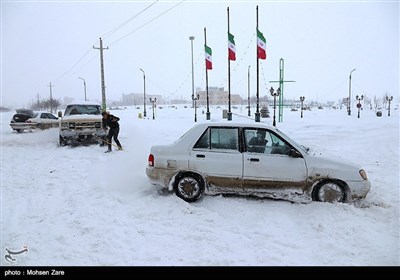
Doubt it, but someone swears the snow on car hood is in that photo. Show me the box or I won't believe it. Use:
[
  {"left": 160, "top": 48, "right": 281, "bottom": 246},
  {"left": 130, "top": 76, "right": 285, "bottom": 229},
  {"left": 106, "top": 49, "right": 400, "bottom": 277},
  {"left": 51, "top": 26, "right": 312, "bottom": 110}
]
[
  {"left": 61, "top": 115, "right": 102, "bottom": 122},
  {"left": 304, "top": 153, "right": 363, "bottom": 181}
]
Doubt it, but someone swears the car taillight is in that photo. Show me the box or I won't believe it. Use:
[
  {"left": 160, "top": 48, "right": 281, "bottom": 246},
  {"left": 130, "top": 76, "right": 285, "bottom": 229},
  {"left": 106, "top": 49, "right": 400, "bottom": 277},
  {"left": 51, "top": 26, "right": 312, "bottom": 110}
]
[{"left": 148, "top": 154, "right": 154, "bottom": 166}]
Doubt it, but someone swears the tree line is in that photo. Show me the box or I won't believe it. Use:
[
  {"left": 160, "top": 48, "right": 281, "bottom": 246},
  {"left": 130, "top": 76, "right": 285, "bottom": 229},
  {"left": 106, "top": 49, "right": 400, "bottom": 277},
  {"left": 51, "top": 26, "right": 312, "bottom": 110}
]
[{"left": 30, "top": 98, "right": 61, "bottom": 114}]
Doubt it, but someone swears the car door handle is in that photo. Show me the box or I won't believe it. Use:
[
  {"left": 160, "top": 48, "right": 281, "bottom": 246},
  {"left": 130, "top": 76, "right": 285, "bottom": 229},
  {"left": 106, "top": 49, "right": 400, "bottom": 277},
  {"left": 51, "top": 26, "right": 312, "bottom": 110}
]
[
  {"left": 196, "top": 154, "right": 205, "bottom": 158},
  {"left": 249, "top": 158, "right": 259, "bottom": 162}
]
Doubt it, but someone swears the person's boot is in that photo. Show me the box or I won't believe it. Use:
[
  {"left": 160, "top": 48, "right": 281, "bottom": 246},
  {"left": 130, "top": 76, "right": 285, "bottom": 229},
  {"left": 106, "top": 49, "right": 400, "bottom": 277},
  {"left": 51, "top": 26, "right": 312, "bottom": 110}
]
[{"left": 105, "top": 148, "right": 112, "bottom": 153}]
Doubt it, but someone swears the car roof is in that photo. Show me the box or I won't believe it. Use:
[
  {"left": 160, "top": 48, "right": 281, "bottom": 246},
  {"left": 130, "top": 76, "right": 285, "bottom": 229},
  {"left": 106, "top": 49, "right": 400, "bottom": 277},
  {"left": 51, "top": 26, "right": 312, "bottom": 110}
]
[
  {"left": 193, "top": 121, "right": 277, "bottom": 131},
  {"left": 66, "top": 101, "right": 101, "bottom": 106}
]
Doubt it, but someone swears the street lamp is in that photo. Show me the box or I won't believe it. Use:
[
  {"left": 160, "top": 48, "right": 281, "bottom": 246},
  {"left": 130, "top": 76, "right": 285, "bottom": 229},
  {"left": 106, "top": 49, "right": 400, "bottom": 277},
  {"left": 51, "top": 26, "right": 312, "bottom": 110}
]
[
  {"left": 386, "top": 95, "right": 393, "bottom": 116},
  {"left": 140, "top": 68, "right": 146, "bottom": 118},
  {"left": 248, "top": 65, "right": 251, "bottom": 117},
  {"left": 189, "top": 36, "right": 195, "bottom": 108},
  {"left": 192, "top": 94, "right": 200, "bottom": 122},
  {"left": 348, "top": 68, "right": 356, "bottom": 115},
  {"left": 356, "top": 94, "right": 364, "bottom": 118},
  {"left": 300, "top": 96, "right": 305, "bottom": 118},
  {"left": 270, "top": 87, "right": 280, "bottom": 127},
  {"left": 78, "top": 77, "right": 87, "bottom": 101},
  {"left": 149, "top": 97, "right": 157, "bottom": 120}
]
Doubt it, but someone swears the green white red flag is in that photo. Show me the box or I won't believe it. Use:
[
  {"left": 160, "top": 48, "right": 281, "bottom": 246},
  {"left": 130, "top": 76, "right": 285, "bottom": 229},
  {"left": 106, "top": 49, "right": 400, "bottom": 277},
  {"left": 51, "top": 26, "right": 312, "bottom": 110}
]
[
  {"left": 205, "top": 45, "right": 212, "bottom": 70},
  {"left": 228, "top": 32, "right": 236, "bottom": 61},
  {"left": 257, "top": 28, "right": 266, "bottom": 60}
]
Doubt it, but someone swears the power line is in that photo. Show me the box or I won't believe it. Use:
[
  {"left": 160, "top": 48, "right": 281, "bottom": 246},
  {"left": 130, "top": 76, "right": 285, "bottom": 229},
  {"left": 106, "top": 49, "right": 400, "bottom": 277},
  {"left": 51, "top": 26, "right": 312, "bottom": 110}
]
[
  {"left": 109, "top": 0, "right": 185, "bottom": 47},
  {"left": 46, "top": 1, "right": 163, "bottom": 91},
  {"left": 52, "top": 47, "right": 93, "bottom": 85},
  {"left": 103, "top": 0, "right": 159, "bottom": 39}
]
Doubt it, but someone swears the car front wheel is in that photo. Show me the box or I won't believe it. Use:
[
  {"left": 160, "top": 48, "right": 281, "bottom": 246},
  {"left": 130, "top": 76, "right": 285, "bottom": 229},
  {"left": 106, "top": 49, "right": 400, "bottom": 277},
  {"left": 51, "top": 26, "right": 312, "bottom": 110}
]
[
  {"left": 173, "top": 172, "right": 205, "bottom": 202},
  {"left": 312, "top": 180, "right": 346, "bottom": 203},
  {"left": 59, "top": 136, "right": 68, "bottom": 146}
]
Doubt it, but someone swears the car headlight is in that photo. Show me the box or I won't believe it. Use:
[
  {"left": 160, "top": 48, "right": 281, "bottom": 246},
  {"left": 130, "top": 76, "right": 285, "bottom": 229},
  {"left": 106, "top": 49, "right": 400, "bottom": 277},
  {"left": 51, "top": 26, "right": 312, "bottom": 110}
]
[{"left": 359, "top": 169, "right": 368, "bottom": 180}]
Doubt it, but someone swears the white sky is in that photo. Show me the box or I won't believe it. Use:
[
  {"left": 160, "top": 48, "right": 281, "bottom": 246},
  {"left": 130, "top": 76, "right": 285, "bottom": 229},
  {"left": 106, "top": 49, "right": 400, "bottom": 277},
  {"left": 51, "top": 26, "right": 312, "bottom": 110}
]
[{"left": 1, "top": 0, "right": 399, "bottom": 107}]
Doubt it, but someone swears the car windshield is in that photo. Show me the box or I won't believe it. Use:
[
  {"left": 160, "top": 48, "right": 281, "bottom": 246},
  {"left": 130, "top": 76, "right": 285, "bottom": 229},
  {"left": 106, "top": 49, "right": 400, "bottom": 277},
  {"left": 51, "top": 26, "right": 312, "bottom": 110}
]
[
  {"left": 275, "top": 128, "right": 309, "bottom": 154},
  {"left": 64, "top": 105, "right": 101, "bottom": 116}
]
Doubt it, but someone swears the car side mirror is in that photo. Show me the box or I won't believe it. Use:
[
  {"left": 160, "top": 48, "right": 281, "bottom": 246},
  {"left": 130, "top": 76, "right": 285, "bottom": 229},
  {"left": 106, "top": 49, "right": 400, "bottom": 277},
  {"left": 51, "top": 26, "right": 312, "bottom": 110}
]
[
  {"left": 58, "top": 111, "right": 62, "bottom": 118},
  {"left": 288, "top": 149, "right": 303, "bottom": 158}
]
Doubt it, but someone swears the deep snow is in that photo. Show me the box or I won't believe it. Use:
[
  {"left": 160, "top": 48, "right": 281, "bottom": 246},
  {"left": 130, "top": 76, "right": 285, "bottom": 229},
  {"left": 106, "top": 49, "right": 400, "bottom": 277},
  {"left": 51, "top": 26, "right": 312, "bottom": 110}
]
[{"left": 1, "top": 105, "right": 399, "bottom": 266}]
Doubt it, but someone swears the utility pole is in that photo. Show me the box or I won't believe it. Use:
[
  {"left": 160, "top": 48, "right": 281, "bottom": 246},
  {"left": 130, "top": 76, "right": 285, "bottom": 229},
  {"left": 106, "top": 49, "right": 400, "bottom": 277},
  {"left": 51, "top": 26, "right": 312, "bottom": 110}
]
[
  {"left": 248, "top": 65, "right": 251, "bottom": 117},
  {"left": 93, "top": 37, "right": 109, "bottom": 111},
  {"left": 48, "top": 82, "right": 53, "bottom": 100},
  {"left": 48, "top": 82, "right": 54, "bottom": 113},
  {"left": 36, "top": 93, "right": 40, "bottom": 104}
]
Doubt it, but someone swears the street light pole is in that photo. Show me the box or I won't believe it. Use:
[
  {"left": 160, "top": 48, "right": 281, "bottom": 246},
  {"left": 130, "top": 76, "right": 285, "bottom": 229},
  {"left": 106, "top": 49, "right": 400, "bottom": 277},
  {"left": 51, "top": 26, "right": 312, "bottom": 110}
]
[
  {"left": 270, "top": 87, "right": 280, "bottom": 127},
  {"left": 300, "top": 96, "right": 305, "bottom": 118},
  {"left": 78, "top": 77, "right": 87, "bottom": 101},
  {"left": 248, "top": 65, "right": 251, "bottom": 117},
  {"left": 189, "top": 36, "right": 195, "bottom": 108},
  {"left": 348, "top": 68, "right": 356, "bottom": 116},
  {"left": 356, "top": 94, "right": 364, "bottom": 118},
  {"left": 386, "top": 96, "right": 393, "bottom": 116},
  {"left": 140, "top": 68, "right": 146, "bottom": 118}
]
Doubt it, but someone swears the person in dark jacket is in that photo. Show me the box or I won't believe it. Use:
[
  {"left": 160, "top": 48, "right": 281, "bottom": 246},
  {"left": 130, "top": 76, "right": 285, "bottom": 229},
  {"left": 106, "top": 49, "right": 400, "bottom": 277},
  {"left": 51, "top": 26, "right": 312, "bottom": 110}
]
[
  {"left": 102, "top": 111, "right": 123, "bottom": 152},
  {"left": 248, "top": 129, "right": 268, "bottom": 153}
]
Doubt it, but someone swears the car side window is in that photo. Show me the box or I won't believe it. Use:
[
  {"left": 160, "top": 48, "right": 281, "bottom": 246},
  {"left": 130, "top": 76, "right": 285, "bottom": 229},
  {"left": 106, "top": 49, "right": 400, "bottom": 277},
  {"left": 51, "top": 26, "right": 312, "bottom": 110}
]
[
  {"left": 210, "top": 127, "right": 238, "bottom": 150},
  {"left": 193, "top": 128, "right": 210, "bottom": 149},
  {"left": 269, "top": 133, "right": 292, "bottom": 155},
  {"left": 46, "top": 113, "right": 58, "bottom": 119},
  {"left": 194, "top": 128, "right": 239, "bottom": 151},
  {"left": 244, "top": 128, "right": 293, "bottom": 155},
  {"left": 40, "top": 113, "right": 48, "bottom": 119},
  {"left": 244, "top": 128, "right": 270, "bottom": 153}
]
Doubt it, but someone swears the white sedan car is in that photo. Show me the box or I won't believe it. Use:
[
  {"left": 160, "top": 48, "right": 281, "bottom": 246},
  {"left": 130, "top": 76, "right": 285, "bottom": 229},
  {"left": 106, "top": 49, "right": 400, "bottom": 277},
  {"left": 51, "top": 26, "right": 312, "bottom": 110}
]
[
  {"left": 146, "top": 122, "right": 371, "bottom": 203},
  {"left": 10, "top": 111, "right": 59, "bottom": 133}
]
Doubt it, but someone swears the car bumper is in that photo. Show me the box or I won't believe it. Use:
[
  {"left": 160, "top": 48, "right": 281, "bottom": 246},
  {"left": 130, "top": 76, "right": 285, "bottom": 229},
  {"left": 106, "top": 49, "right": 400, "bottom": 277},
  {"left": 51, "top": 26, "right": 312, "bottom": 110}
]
[
  {"left": 59, "top": 129, "right": 106, "bottom": 138},
  {"left": 10, "top": 123, "right": 36, "bottom": 131},
  {"left": 146, "top": 166, "right": 177, "bottom": 189},
  {"left": 348, "top": 180, "right": 371, "bottom": 201}
]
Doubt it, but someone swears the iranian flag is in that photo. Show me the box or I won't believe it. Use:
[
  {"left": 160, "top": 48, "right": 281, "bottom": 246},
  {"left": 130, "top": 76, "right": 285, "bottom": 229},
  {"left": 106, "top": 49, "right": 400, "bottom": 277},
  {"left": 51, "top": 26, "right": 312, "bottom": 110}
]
[
  {"left": 205, "top": 45, "right": 212, "bottom": 70},
  {"left": 257, "top": 28, "right": 267, "bottom": 60},
  {"left": 228, "top": 32, "right": 236, "bottom": 61}
]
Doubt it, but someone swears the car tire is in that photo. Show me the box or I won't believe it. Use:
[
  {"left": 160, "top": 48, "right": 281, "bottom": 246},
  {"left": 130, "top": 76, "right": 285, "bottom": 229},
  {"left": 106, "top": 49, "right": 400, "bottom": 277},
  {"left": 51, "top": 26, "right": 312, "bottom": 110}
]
[
  {"left": 173, "top": 172, "right": 205, "bottom": 202},
  {"left": 59, "top": 136, "right": 67, "bottom": 146},
  {"left": 38, "top": 124, "right": 44, "bottom": 129},
  {"left": 15, "top": 129, "right": 23, "bottom": 133},
  {"left": 312, "top": 180, "right": 346, "bottom": 203}
]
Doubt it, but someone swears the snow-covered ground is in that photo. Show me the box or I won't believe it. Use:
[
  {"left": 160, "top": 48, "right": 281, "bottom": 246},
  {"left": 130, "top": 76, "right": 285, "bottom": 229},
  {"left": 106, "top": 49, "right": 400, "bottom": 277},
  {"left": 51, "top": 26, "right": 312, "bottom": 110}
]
[{"left": 1, "top": 105, "right": 399, "bottom": 266}]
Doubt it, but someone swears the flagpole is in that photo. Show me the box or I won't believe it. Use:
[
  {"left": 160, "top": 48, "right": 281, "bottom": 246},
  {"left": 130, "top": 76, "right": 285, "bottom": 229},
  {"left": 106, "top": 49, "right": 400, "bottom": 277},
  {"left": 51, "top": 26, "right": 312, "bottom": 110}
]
[
  {"left": 204, "top": 27, "right": 211, "bottom": 120},
  {"left": 227, "top": 7, "right": 232, "bottom": 121},
  {"left": 255, "top": 5, "right": 261, "bottom": 122}
]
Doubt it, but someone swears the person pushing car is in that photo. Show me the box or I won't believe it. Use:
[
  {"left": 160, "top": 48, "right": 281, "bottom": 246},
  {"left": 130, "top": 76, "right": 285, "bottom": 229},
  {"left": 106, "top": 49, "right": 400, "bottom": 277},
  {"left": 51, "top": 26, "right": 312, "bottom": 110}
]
[{"left": 102, "top": 111, "right": 123, "bottom": 153}]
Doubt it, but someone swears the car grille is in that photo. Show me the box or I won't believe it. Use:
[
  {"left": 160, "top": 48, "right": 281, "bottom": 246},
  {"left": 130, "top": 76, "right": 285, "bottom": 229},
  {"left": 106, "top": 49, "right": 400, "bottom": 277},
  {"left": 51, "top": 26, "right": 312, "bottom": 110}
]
[{"left": 68, "top": 122, "right": 101, "bottom": 130}]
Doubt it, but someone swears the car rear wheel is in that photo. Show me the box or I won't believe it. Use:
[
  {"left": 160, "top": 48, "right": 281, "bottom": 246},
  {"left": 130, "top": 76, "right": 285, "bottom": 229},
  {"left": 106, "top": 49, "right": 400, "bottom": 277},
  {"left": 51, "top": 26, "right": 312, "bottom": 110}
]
[
  {"left": 312, "top": 180, "right": 346, "bottom": 203},
  {"left": 173, "top": 172, "right": 205, "bottom": 202}
]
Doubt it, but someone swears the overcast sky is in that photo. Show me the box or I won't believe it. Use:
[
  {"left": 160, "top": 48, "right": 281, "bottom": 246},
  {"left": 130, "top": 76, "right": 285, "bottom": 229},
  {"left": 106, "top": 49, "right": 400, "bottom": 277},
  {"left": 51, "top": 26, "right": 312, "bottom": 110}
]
[{"left": 1, "top": 0, "right": 399, "bottom": 108}]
